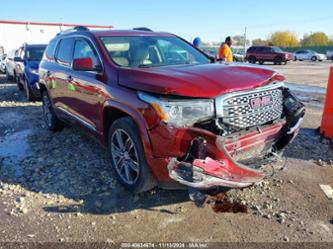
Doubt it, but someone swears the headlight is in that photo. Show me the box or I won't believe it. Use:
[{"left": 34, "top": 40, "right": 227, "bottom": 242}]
[
  {"left": 29, "top": 68, "right": 39, "bottom": 75},
  {"left": 138, "top": 92, "right": 214, "bottom": 127}
]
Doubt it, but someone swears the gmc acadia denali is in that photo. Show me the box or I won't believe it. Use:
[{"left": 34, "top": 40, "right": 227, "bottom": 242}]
[{"left": 38, "top": 27, "right": 305, "bottom": 193}]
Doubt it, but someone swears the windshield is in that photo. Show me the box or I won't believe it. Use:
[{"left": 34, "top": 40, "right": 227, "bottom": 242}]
[
  {"left": 100, "top": 36, "right": 209, "bottom": 68},
  {"left": 272, "top": 47, "right": 283, "bottom": 53},
  {"left": 26, "top": 46, "right": 46, "bottom": 61}
]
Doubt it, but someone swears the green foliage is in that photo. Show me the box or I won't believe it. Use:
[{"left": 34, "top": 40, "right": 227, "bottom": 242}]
[
  {"left": 301, "top": 32, "right": 329, "bottom": 46},
  {"left": 269, "top": 31, "right": 299, "bottom": 47}
]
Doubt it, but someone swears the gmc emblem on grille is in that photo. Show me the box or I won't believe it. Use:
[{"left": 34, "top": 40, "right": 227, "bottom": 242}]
[{"left": 250, "top": 95, "right": 273, "bottom": 109}]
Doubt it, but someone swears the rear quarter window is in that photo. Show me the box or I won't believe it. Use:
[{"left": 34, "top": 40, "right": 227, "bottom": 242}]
[
  {"left": 45, "top": 39, "right": 58, "bottom": 60},
  {"left": 247, "top": 47, "right": 256, "bottom": 53}
]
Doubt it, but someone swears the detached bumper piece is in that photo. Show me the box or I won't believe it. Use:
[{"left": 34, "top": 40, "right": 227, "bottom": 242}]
[{"left": 167, "top": 156, "right": 265, "bottom": 190}]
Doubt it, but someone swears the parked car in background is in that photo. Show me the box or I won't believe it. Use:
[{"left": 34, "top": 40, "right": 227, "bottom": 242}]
[
  {"left": 232, "top": 48, "right": 244, "bottom": 62},
  {"left": 326, "top": 49, "right": 333, "bottom": 61},
  {"left": 294, "top": 49, "right": 326, "bottom": 61},
  {"left": 39, "top": 27, "right": 304, "bottom": 194},
  {"left": 0, "top": 54, "right": 7, "bottom": 73},
  {"left": 5, "top": 49, "right": 18, "bottom": 80},
  {"left": 14, "top": 43, "right": 47, "bottom": 100},
  {"left": 245, "top": 46, "right": 293, "bottom": 65}
]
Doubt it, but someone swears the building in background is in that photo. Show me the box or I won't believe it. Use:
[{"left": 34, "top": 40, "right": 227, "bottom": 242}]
[{"left": 0, "top": 20, "right": 113, "bottom": 54}]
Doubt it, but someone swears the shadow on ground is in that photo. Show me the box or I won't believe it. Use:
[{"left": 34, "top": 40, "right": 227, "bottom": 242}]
[{"left": 0, "top": 75, "right": 189, "bottom": 215}]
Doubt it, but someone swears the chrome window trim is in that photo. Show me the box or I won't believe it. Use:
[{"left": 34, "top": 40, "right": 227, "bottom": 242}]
[
  {"left": 57, "top": 106, "right": 96, "bottom": 131},
  {"left": 54, "top": 34, "right": 104, "bottom": 73},
  {"left": 215, "top": 81, "right": 285, "bottom": 117}
]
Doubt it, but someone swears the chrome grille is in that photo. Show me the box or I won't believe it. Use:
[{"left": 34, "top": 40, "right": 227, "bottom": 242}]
[{"left": 217, "top": 86, "right": 284, "bottom": 128}]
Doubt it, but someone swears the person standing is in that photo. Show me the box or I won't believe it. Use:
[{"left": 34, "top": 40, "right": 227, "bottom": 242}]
[
  {"left": 193, "top": 37, "right": 202, "bottom": 48},
  {"left": 218, "top": 36, "right": 233, "bottom": 62}
]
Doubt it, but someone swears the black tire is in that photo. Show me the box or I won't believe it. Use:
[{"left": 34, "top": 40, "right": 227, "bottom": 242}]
[
  {"left": 248, "top": 56, "right": 256, "bottom": 64},
  {"left": 108, "top": 117, "right": 157, "bottom": 193},
  {"left": 16, "top": 74, "right": 23, "bottom": 91},
  {"left": 273, "top": 57, "right": 282, "bottom": 65},
  {"left": 24, "top": 78, "right": 35, "bottom": 101},
  {"left": 6, "top": 70, "right": 13, "bottom": 81},
  {"left": 331, "top": 55, "right": 333, "bottom": 62},
  {"left": 42, "top": 90, "right": 64, "bottom": 131},
  {"left": 294, "top": 56, "right": 297, "bottom": 61},
  {"left": 259, "top": 60, "right": 264, "bottom": 65},
  {"left": 311, "top": 56, "right": 317, "bottom": 62}
]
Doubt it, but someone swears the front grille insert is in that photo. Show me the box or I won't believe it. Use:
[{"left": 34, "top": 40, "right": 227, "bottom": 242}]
[{"left": 215, "top": 83, "right": 284, "bottom": 128}]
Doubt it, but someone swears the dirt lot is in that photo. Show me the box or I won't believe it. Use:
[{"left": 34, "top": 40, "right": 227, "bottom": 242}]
[
  {"left": 0, "top": 61, "right": 333, "bottom": 244},
  {"left": 271, "top": 60, "right": 332, "bottom": 88}
]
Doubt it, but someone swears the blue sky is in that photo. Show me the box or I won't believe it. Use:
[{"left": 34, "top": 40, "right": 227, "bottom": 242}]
[{"left": 2, "top": 0, "right": 333, "bottom": 42}]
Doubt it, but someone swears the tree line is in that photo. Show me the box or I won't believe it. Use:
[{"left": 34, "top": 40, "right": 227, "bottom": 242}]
[{"left": 251, "top": 31, "right": 332, "bottom": 47}]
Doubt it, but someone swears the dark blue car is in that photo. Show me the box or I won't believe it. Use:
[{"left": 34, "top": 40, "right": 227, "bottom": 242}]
[{"left": 14, "top": 44, "right": 47, "bottom": 100}]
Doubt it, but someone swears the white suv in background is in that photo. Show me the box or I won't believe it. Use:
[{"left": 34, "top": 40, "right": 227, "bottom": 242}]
[
  {"left": 294, "top": 49, "right": 326, "bottom": 61},
  {"left": 5, "top": 49, "right": 18, "bottom": 80},
  {"left": 326, "top": 50, "right": 333, "bottom": 61}
]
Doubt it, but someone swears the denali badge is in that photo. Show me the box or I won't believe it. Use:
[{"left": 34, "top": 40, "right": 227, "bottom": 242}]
[{"left": 250, "top": 95, "right": 273, "bottom": 109}]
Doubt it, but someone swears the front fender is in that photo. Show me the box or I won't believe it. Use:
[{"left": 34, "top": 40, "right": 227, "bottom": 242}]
[{"left": 102, "top": 99, "right": 154, "bottom": 156}]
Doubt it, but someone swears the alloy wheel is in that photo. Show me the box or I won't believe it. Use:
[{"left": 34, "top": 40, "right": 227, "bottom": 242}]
[{"left": 111, "top": 129, "right": 140, "bottom": 185}]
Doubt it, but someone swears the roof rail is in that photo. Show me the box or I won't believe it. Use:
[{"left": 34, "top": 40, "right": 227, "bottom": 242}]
[
  {"left": 56, "top": 26, "right": 89, "bottom": 36},
  {"left": 133, "top": 27, "right": 153, "bottom": 32}
]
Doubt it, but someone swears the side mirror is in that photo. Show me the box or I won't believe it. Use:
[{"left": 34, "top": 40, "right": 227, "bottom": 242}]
[
  {"left": 14, "top": 57, "right": 23, "bottom": 62},
  {"left": 72, "top": 57, "right": 96, "bottom": 71}
]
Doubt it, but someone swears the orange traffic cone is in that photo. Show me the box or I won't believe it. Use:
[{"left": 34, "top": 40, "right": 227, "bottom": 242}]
[{"left": 320, "top": 67, "right": 333, "bottom": 139}]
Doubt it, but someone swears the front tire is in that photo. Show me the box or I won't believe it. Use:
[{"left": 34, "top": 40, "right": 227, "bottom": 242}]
[
  {"left": 108, "top": 117, "right": 157, "bottom": 193},
  {"left": 42, "top": 90, "right": 64, "bottom": 131},
  {"left": 311, "top": 56, "right": 317, "bottom": 61}
]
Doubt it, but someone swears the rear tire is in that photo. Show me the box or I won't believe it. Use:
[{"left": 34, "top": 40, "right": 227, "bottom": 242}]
[
  {"left": 42, "top": 90, "right": 64, "bottom": 131},
  {"left": 6, "top": 70, "right": 13, "bottom": 81},
  {"left": 331, "top": 55, "right": 333, "bottom": 62},
  {"left": 273, "top": 57, "right": 282, "bottom": 65},
  {"left": 16, "top": 74, "right": 23, "bottom": 91},
  {"left": 108, "top": 117, "right": 157, "bottom": 193},
  {"left": 24, "top": 78, "right": 35, "bottom": 101}
]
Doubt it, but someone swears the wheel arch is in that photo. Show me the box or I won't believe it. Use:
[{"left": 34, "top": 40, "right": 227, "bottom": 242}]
[{"left": 102, "top": 100, "right": 154, "bottom": 156}]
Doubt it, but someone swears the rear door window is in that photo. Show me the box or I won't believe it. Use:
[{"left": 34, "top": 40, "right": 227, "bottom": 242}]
[{"left": 56, "top": 38, "right": 75, "bottom": 66}]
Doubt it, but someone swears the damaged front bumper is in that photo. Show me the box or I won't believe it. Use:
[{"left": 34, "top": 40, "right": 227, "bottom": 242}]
[{"left": 166, "top": 89, "right": 305, "bottom": 190}]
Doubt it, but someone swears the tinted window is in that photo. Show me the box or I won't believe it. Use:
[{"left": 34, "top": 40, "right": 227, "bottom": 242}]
[
  {"left": 26, "top": 46, "right": 46, "bottom": 61},
  {"left": 262, "top": 47, "right": 272, "bottom": 53},
  {"left": 247, "top": 47, "right": 256, "bottom": 52},
  {"left": 45, "top": 39, "right": 58, "bottom": 59},
  {"left": 56, "top": 38, "right": 74, "bottom": 65},
  {"left": 74, "top": 39, "right": 99, "bottom": 66},
  {"left": 256, "top": 47, "right": 264, "bottom": 52}
]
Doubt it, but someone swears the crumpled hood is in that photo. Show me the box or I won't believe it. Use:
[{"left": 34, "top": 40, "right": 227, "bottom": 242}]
[{"left": 118, "top": 63, "right": 281, "bottom": 98}]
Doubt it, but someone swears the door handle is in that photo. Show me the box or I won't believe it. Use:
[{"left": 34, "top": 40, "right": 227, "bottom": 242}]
[{"left": 67, "top": 75, "right": 73, "bottom": 82}]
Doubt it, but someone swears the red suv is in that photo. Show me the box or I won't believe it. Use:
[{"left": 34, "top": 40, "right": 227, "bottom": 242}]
[
  {"left": 39, "top": 27, "right": 305, "bottom": 193},
  {"left": 245, "top": 46, "right": 294, "bottom": 65}
]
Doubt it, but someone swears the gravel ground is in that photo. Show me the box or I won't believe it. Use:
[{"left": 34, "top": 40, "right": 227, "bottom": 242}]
[
  {"left": 0, "top": 71, "right": 333, "bottom": 243},
  {"left": 270, "top": 60, "right": 331, "bottom": 88}
]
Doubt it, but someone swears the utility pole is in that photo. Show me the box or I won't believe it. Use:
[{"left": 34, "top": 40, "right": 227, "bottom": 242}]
[{"left": 244, "top": 26, "right": 247, "bottom": 55}]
